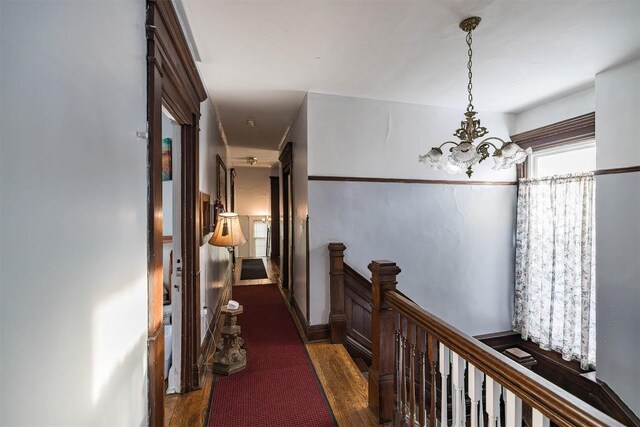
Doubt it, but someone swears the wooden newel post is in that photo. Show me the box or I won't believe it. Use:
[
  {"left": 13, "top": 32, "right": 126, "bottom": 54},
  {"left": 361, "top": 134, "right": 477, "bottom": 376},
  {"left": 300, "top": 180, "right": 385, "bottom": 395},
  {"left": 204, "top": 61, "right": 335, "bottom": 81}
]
[
  {"left": 368, "top": 260, "right": 401, "bottom": 423},
  {"left": 328, "top": 242, "right": 347, "bottom": 344}
]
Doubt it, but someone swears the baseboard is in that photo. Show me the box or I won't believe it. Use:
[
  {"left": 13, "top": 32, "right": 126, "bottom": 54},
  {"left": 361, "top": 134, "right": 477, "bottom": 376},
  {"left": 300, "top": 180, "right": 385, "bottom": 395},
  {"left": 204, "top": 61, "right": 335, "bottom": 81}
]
[
  {"left": 307, "top": 324, "right": 330, "bottom": 342},
  {"left": 291, "top": 295, "right": 329, "bottom": 342},
  {"left": 345, "top": 335, "right": 372, "bottom": 366}
]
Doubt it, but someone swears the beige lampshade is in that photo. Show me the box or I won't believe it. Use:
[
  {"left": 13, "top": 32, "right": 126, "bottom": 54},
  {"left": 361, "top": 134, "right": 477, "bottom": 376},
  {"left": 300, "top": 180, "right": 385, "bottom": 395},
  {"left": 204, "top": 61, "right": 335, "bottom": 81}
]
[{"left": 208, "top": 212, "right": 247, "bottom": 248}]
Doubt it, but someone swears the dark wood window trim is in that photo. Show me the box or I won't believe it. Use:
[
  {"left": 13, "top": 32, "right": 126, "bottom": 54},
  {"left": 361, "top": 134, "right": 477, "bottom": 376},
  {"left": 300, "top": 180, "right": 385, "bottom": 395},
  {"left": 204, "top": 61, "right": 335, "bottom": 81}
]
[
  {"left": 147, "top": 0, "right": 207, "bottom": 424},
  {"left": 511, "top": 112, "right": 640, "bottom": 178},
  {"left": 510, "top": 112, "right": 595, "bottom": 179}
]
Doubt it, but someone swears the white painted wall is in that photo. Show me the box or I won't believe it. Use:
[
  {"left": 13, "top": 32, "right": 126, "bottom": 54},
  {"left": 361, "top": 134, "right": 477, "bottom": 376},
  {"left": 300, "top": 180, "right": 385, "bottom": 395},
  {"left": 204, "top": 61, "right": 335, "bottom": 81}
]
[
  {"left": 595, "top": 58, "right": 640, "bottom": 415},
  {"left": 0, "top": 1, "right": 148, "bottom": 425},
  {"left": 198, "top": 99, "right": 233, "bottom": 343},
  {"left": 595, "top": 59, "right": 640, "bottom": 169},
  {"left": 515, "top": 87, "right": 595, "bottom": 134},
  {"left": 305, "top": 93, "right": 518, "bottom": 331},
  {"left": 234, "top": 166, "right": 271, "bottom": 217},
  {"left": 307, "top": 92, "right": 517, "bottom": 181},
  {"left": 283, "top": 96, "right": 309, "bottom": 320}
]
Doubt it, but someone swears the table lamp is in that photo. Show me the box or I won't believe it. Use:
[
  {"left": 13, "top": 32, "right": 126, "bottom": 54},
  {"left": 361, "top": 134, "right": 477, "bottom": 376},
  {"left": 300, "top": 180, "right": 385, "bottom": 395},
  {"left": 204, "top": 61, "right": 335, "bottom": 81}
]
[{"left": 208, "top": 212, "right": 248, "bottom": 375}]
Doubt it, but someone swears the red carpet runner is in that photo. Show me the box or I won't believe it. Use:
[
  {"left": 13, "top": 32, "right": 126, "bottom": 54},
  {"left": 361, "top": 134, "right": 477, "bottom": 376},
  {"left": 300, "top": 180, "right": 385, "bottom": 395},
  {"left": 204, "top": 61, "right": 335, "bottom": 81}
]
[{"left": 208, "top": 285, "right": 335, "bottom": 426}]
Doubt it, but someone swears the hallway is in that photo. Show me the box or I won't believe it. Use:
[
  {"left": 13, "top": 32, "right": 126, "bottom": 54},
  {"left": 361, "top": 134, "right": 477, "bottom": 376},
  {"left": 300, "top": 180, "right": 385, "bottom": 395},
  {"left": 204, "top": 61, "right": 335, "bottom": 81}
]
[{"left": 165, "top": 259, "right": 379, "bottom": 426}]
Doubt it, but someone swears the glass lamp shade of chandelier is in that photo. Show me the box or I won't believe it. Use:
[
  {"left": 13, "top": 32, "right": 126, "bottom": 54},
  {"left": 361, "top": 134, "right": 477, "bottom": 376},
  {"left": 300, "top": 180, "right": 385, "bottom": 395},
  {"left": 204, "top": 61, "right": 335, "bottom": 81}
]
[{"left": 418, "top": 16, "right": 530, "bottom": 178}]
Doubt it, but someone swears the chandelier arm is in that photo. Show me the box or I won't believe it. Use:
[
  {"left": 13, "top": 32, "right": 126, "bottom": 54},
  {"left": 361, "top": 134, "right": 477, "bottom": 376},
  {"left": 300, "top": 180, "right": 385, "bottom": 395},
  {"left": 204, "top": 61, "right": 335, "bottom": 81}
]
[
  {"left": 437, "top": 140, "right": 461, "bottom": 150},
  {"left": 478, "top": 137, "right": 509, "bottom": 150}
]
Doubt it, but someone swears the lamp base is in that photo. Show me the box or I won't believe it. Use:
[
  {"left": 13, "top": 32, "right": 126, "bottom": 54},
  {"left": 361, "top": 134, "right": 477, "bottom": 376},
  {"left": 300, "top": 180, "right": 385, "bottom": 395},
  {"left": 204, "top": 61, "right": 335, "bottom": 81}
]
[{"left": 212, "top": 305, "right": 246, "bottom": 376}]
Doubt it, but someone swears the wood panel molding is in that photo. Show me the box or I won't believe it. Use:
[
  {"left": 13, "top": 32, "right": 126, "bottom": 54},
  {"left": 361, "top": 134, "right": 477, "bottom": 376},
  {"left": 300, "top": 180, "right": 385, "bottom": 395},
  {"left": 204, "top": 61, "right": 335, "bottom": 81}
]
[
  {"left": 594, "top": 165, "right": 640, "bottom": 176},
  {"left": 510, "top": 112, "right": 595, "bottom": 151},
  {"left": 308, "top": 175, "right": 516, "bottom": 186},
  {"left": 328, "top": 243, "right": 347, "bottom": 343}
]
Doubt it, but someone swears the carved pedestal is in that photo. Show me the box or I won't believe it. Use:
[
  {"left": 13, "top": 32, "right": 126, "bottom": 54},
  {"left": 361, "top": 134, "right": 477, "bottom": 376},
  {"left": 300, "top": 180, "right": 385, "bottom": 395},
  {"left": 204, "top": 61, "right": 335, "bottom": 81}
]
[{"left": 212, "top": 305, "right": 246, "bottom": 376}]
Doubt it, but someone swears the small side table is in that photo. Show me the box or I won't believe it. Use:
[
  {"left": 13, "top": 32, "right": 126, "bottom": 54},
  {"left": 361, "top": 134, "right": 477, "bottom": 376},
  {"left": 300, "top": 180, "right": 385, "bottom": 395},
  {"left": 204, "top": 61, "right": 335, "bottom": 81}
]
[{"left": 212, "top": 305, "right": 246, "bottom": 375}]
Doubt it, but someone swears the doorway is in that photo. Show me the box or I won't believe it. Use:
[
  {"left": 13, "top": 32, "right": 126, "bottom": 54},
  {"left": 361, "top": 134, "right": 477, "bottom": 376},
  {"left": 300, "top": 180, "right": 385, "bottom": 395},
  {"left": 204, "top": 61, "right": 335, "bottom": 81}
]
[
  {"left": 161, "top": 109, "right": 183, "bottom": 394},
  {"left": 147, "top": 1, "right": 208, "bottom": 424}
]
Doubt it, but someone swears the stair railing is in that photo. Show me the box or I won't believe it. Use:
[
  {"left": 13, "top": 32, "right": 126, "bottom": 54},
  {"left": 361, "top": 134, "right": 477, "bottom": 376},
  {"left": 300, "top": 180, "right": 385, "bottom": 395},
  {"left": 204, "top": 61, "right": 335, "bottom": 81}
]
[{"left": 328, "top": 243, "right": 623, "bottom": 427}]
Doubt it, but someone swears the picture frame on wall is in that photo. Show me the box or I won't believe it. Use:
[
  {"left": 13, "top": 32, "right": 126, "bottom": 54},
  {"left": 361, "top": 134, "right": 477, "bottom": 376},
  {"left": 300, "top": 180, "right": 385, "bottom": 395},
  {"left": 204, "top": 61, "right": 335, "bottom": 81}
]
[
  {"left": 216, "top": 154, "right": 227, "bottom": 208},
  {"left": 200, "top": 192, "right": 212, "bottom": 245}
]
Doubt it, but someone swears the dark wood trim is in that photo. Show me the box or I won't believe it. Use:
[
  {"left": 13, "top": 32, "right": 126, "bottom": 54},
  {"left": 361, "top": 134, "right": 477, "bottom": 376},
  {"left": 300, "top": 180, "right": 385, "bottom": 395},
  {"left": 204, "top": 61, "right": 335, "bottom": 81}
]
[
  {"left": 279, "top": 142, "right": 295, "bottom": 306},
  {"left": 345, "top": 335, "right": 372, "bottom": 367},
  {"left": 269, "top": 176, "right": 280, "bottom": 262},
  {"left": 307, "top": 324, "right": 330, "bottom": 342},
  {"left": 594, "top": 165, "right": 640, "bottom": 176},
  {"left": 308, "top": 175, "right": 516, "bottom": 186},
  {"left": 216, "top": 154, "right": 227, "bottom": 208},
  {"left": 163, "top": 235, "right": 173, "bottom": 243},
  {"left": 510, "top": 112, "right": 595, "bottom": 151},
  {"left": 597, "top": 381, "right": 640, "bottom": 427},
  {"left": 291, "top": 295, "right": 329, "bottom": 342},
  {"left": 292, "top": 295, "right": 306, "bottom": 332},
  {"left": 147, "top": 1, "right": 207, "bottom": 422},
  {"left": 328, "top": 243, "right": 347, "bottom": 344},
  {"left": 181, "top": 121, "right": 202, "bottom": 391},
  {"left": 230, "top": 168, "right": 236, "bottom": 212},
  {"left": 146, "top": 4, "right": 167, "bottom": 424},
  {"left": 368, "top": 260, "right": 401, "bottom": 423}
]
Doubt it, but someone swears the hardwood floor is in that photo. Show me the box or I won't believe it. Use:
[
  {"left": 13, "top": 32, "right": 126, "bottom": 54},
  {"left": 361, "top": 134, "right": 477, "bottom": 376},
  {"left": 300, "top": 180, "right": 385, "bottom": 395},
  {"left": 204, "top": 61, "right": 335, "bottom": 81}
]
[
  {"left": 308, "top": 342, "right": 382, "bottom": 427},
  {"left": 164, "top": 258, "right": 381, "bottom": 427},
  {"left": 164, "top": 341, "right": 216, "bottom": 426}
]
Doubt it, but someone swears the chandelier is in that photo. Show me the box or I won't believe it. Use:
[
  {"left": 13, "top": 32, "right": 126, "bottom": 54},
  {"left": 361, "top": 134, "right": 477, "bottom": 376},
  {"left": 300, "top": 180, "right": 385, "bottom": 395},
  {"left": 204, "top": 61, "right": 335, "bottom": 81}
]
[{"left": 419, "top": 17, "right": 531, "bottom": 178}]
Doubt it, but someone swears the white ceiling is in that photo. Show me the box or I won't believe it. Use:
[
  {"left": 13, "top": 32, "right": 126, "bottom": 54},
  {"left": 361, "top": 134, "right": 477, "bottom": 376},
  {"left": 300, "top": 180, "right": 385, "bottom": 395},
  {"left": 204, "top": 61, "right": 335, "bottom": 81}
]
[{"left": 180, "top": 0, "right": 640, "bottom": 157}]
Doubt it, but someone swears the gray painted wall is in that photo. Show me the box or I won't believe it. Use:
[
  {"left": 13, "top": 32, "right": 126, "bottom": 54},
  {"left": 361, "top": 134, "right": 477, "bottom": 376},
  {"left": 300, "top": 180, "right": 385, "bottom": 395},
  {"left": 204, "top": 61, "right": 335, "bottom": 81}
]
[
  {"left": 309, "top": 181, "right": 517, "bottom": 334},
  {"left": 595, "top": 58, "right": 640, "bottom": 415}
]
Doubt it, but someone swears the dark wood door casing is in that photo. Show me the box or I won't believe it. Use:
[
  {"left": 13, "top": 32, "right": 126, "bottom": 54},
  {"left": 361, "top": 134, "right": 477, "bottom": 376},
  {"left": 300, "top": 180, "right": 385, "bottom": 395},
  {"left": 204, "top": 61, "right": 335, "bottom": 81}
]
[
  {"left": 269, "top": 176, "right": 280, "bottom": 262},
  {"left": 279, "top": 142, "right": 293, "bottom": 299},
  {"left": 147, "top": 0, "right": 207, "bottom": 424}
]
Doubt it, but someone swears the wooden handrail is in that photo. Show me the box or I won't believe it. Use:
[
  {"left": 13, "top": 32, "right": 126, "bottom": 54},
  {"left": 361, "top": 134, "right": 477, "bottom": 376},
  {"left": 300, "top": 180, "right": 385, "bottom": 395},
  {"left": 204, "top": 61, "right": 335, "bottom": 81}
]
[{"left": 385, "top": 291, "right": 623, "bottom": 427}]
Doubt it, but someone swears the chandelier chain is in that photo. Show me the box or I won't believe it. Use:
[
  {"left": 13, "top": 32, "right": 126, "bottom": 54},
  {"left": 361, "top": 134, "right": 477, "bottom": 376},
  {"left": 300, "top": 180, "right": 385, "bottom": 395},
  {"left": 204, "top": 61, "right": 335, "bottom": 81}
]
[{"left": 466, "top": 30, "right": 473, "bottom": 112}]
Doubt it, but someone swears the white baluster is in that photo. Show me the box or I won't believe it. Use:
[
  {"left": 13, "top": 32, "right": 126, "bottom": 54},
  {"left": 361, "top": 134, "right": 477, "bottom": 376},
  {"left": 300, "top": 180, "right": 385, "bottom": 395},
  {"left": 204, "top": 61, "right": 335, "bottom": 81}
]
[
  {"left": 532, "top": 409, "right": 550, "bottom": 427},
  {"left": 438, "top": 344, "right": 450, "bottom": 427},
  {"left": 468, "top": 364, "right": 482, "bottom": 427},
  {"left": 479, "top": 372, "right": 485, "bottom": 427},
  {"left": 505, "top": 389, "right": 522, "bottom": 427},
  {"left": 485, "top": 376, "right": 501, "bottom": 427},
  {"left": 451, "top": 352, "right": 466, "bottom": 427}
]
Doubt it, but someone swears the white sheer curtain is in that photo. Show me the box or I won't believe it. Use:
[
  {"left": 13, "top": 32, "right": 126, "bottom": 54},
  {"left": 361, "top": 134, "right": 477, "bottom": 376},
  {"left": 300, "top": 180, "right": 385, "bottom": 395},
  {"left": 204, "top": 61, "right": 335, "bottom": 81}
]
[{"left": 513, "top": 172, "right": 596, "bottom": 369}]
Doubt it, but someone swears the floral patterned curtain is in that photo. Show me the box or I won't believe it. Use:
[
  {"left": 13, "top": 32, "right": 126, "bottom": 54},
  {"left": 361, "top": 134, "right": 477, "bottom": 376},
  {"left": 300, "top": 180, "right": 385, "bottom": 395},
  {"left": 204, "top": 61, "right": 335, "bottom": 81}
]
[{"left": 513, "top": 172, "right": 596, "bottom": 369}]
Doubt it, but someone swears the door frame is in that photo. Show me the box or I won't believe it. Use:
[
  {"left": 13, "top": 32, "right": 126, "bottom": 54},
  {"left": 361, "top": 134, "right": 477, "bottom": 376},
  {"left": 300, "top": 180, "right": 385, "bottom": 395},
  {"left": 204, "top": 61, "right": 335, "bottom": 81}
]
[
  {"left": 147, "top": 1, "right": 207, "bottom": 424},
  {"left": 279, "top": 142, "right": 294, "bottom": 304}
]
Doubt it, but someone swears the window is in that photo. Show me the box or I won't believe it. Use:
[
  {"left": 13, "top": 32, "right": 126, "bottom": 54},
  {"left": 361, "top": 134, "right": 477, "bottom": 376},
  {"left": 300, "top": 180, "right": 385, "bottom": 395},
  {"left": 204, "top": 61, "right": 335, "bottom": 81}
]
[
  {"left": 529, "top": 140, "right": 595, "bottom": 178},
  {"left": 511, "top": 115, "right": 597, "bottom": 370},
  {"left": 253, "top": 220, "right": 268, "bottom": 257}
]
